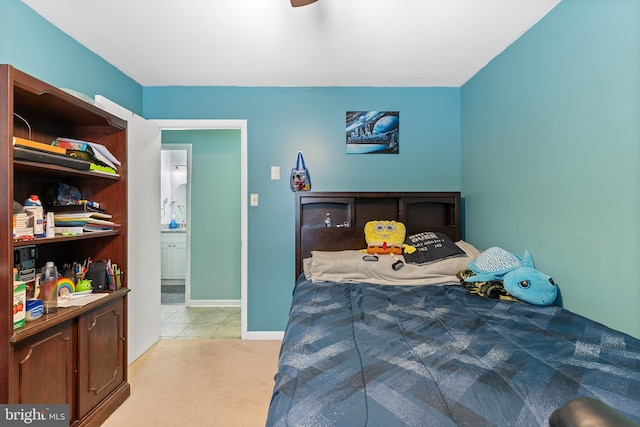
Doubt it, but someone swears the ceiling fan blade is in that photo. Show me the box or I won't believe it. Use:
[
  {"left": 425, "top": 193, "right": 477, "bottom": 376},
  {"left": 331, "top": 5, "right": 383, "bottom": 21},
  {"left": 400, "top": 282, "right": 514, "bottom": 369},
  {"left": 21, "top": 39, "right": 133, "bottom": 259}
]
[{"left": 291, "top": 0, "right": 318, "bottom": 7}]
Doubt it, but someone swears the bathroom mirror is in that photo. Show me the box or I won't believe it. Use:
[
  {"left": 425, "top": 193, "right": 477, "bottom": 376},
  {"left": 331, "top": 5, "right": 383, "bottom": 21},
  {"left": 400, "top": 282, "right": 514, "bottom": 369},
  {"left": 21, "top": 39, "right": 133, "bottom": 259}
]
[{"left": 161, "top": 148, "right": 189, "bottom": 229}]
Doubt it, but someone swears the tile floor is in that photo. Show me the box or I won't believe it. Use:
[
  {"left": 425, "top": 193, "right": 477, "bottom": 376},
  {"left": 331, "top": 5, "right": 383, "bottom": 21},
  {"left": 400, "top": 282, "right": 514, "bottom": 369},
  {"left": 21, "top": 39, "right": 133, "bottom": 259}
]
[
  {"left": 160, "top": 305, "right": 241, "bottom": 340},
  {"left": 160, "top": 283, "right": 241, "bottom": 339},
  {"left": 161, "top": 284, "right": 185, "bottom": 304}
]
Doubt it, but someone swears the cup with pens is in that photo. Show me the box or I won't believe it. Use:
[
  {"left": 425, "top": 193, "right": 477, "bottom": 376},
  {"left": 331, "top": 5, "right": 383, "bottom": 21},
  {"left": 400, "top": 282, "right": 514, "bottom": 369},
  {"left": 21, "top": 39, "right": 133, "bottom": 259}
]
[{"left": 107, "top": 261, "right": 124, "bottom": 290}]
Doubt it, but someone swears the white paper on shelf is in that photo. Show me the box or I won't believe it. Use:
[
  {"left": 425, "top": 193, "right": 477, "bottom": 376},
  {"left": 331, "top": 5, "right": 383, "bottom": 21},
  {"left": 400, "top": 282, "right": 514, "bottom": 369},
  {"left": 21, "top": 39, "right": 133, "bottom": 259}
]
[{"left": 57, "top": 292, "right": 109, "bottom": 307}]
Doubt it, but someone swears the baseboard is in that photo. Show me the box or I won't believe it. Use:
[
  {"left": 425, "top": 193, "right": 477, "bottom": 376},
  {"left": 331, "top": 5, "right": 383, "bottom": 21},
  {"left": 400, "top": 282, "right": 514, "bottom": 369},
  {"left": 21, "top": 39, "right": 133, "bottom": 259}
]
[{"left": 246, "top": 331, "right": 284, "bottom": 340}]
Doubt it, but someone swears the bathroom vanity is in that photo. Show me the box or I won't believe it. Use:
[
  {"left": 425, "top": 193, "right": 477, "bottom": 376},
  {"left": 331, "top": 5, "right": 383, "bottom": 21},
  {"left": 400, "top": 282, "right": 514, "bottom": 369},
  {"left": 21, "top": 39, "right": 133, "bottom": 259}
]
[{"left": 161, "top": 230, "right": 186, "bottom": 280}]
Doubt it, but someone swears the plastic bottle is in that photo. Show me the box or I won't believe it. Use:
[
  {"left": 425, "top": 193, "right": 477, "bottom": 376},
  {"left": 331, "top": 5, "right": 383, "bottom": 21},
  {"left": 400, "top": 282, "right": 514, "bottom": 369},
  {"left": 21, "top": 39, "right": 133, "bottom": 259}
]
[
  {"left": 23, "top": 195, "right": 45, "bottom": 237},
  {"left": 45, "top": 211, "right": 55, "bottom": 238},
  {"left": 325, "top": 213, "right": 332, "bottom": 227},
  {"left": 41, "top": 261, "right": 58, "bottom": 314}
]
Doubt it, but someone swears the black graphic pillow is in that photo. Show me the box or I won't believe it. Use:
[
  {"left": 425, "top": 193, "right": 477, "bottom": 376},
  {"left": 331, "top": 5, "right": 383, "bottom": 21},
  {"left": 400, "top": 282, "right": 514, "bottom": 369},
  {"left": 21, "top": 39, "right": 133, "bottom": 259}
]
[{"left": 403, "top": 231, "right": 466, "bottom": 265}]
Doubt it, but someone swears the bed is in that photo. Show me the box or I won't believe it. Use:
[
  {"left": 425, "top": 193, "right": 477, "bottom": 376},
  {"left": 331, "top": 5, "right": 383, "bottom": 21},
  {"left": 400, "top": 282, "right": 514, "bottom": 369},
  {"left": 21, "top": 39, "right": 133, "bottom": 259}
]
[{"left": 267, "top": 192, "right": 640, "bottom": 427}]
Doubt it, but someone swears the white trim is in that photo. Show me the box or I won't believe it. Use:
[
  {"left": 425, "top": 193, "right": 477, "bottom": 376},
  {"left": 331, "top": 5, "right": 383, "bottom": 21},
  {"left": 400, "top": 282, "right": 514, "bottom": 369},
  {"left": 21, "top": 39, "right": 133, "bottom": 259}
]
[
  {"left": 152, "top": 119, "right": 248, "bottom": 339},
  {"left": 246, "top": 331, "right": 284, "bottom": 340}
]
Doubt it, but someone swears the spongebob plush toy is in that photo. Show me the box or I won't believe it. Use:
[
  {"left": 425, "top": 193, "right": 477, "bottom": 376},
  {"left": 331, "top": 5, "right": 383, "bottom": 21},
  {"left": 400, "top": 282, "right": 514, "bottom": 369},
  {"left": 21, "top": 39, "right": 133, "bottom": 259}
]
[{"left": 363, "top": 220, "right": 416, "bottom": 255}]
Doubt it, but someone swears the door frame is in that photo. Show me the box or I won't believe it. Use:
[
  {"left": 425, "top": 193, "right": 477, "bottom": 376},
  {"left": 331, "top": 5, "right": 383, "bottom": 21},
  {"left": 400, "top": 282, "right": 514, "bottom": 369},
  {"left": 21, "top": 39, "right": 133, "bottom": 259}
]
[
  {"left": 152, "top": 120, "right": 248, "bottom": 339},
  {"left": 160, "top": 144, "right": 192, "bottom": 304}
]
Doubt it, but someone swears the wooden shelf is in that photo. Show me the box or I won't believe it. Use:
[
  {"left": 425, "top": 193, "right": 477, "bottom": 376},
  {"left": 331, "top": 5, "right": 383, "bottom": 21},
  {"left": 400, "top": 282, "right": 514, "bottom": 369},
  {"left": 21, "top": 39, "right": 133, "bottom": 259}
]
[
  {"left": 13, "top": 230, "right": 120, "bottom": 247},
  {"left": 10, "top": 288, "right": 129, "bottom": 343},
  {"left": 1, "top": 64, "right": 129, "bottom": 424},
  {"left": 14, "top": 159, "right": 121, "bottom": 181}
]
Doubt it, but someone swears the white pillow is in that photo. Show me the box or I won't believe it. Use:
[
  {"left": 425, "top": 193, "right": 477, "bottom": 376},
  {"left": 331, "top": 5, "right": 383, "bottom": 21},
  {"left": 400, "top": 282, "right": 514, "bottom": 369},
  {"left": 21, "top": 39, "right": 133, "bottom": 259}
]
[{"left": 305, "top": 240, "right": 480, "bottom": 286}]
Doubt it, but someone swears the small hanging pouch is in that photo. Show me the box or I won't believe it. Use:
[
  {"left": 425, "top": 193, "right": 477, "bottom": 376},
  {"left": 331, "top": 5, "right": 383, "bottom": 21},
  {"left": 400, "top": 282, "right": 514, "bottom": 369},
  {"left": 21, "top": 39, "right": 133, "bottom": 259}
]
[{"left": 290, "top": 151, "right": 311, "bottom": 192}]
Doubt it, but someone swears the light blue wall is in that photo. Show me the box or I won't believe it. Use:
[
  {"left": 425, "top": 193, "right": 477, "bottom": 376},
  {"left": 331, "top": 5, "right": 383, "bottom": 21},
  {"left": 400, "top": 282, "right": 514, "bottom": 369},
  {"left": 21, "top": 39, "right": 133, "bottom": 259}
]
[
  {"left": 6, "top": 0, "right": 637, "bottom": 338},
  {"left": 0, "top": 0, "right": 142, "bottom": 115},
  {"left": 3, "top": 0, "right": 461, "bottom": 332},
  {"left": 162, "top": 130, "right": 241, "bottom": 301},
  {"left": 144, "top": 87, "right": 462, "bottom": 330},
  {"left": 461, "top": 0, "right": 640, "bottom": 338}
]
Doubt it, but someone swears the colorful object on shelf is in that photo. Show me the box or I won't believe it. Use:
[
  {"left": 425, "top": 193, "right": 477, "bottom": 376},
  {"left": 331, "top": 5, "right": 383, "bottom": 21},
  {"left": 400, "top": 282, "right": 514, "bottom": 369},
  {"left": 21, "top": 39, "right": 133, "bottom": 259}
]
[
  {"left": 106, "top": 260, "right": 123, "bottom": 290},
  {"left": 76, "top": 279, "right": 93, "bottom": 292},
  {"left": 25, "top": 299, "right": 43, "bottom": 321},
  {"left": 23, "top": 195, "right": 45, "bottom": 238},
  {"left": 56, "top": 277, "right": 75, "bottom": 296},
  {"left": 13, "top": 281, "right": 26, "bottom": 329}
]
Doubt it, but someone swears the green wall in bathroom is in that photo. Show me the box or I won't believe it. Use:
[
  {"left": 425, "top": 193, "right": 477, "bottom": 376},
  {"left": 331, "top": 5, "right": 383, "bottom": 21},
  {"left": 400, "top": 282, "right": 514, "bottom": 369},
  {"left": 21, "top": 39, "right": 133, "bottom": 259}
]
[{"left": 162, "top": 130, "right": 241, "bottom": 302}]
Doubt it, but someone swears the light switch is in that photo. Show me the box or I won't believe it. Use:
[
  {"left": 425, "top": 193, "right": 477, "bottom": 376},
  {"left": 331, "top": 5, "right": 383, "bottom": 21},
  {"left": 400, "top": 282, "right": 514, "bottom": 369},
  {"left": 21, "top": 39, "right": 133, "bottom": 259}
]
[
  {"left": 250, "top": 194, "right": 259, "bottom": 206},
  {"left": 271, "top": 166, "right": 280, "bottom": 180}
]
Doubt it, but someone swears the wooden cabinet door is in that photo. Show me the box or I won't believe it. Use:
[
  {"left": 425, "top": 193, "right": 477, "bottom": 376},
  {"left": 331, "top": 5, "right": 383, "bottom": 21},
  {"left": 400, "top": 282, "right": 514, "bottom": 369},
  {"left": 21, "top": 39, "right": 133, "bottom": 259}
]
[
  {"left": 77, "top": 298, "right": 125, "bottom": 419},
  {"left": 11, "top": 321, "right": 75, "bottom": 418}
]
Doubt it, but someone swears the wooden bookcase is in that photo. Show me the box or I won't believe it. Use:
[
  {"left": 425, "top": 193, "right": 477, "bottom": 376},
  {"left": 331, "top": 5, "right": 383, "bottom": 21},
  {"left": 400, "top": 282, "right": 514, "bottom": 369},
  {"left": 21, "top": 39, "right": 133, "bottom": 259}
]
[{"left": 0, "top": 65, "right": 129, "bottom": 425}]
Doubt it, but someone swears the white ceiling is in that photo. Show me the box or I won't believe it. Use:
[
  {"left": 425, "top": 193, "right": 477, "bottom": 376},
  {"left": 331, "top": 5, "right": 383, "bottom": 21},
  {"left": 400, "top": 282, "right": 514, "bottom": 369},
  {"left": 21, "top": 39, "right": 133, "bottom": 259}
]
[{"left": 20, "top": 0, "right": 560, "bottom": 87}]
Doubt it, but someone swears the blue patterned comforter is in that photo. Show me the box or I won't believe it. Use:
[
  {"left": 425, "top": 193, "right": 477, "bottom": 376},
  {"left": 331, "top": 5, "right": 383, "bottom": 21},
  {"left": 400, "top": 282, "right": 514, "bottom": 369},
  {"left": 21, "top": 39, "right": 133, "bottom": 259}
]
[{"left": 267, "top": 278, "right": 640, "bottom": 426}]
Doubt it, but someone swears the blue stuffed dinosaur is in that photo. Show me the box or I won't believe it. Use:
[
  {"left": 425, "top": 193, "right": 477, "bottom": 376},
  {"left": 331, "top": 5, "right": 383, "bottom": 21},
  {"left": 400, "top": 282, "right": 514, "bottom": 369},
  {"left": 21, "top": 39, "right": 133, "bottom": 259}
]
[{"left": 465, "top": 247, "right": 557, "bottom": 306}]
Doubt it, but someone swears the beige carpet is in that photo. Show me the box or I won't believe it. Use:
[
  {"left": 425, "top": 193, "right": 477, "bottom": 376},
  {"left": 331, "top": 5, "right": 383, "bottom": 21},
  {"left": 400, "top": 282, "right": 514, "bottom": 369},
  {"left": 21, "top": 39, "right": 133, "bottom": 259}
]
[{"left": 103, "top": 339, "right": 282, "bottom": 427}]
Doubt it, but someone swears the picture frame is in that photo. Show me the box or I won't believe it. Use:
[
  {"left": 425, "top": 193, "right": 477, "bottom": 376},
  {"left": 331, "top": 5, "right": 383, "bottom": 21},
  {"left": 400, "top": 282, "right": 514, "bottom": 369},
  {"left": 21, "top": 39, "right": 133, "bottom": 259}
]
[{"left": 346, "top": 111, "right": 399, "bottom": 154}]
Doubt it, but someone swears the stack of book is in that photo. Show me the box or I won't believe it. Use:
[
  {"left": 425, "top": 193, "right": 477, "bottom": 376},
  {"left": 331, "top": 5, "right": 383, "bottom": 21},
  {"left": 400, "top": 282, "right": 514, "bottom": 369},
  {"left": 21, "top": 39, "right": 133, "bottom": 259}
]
[
  {"left": 14, "top": 137, "right": 66, "bottom": 155},
  {"left": 13, "top": 212, "right": 33, "bottom": 239},
  {"left": 13, "top": 137, "right": 92, "bottom": 170},
  {"left": 53, "top": 137, "right": 121, "bottom": 176},
  {"left": 13, "top": 136, "right": 121, "bottom": 174},
  {"left": 53, "top": 208, "right": 120, "bottom": 235}
]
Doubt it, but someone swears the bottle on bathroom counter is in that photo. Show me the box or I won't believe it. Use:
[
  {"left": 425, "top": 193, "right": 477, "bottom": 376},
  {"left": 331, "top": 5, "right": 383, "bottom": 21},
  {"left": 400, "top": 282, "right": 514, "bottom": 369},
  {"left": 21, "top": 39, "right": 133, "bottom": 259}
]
[{"left": 168, "top": 214, "right": 178, "bottom": 229}]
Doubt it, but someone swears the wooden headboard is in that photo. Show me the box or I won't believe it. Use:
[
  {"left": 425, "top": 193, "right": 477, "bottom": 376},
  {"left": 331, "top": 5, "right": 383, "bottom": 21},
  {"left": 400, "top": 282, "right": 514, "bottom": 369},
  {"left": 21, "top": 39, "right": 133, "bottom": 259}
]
[{"left": 295, "top": 192, "right": 461, "bottom": 279}]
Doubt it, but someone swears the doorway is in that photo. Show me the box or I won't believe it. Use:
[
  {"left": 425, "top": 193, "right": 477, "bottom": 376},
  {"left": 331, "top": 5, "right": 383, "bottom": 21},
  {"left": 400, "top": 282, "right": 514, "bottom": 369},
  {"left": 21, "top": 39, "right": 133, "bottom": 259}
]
[
  {"left": 153, "top": 120, "right": 248, "bottom": 339},
  {"left": 160, "top": 145, "right": 191, "bottom": 305}
]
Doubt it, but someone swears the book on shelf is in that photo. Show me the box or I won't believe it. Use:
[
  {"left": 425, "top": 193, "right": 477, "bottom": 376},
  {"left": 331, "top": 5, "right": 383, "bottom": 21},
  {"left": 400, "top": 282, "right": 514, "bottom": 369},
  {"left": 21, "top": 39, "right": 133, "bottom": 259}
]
[
  {"left": 13, "top": 212, "right": 33, "bottom": 238},
  {"left": 54, "top": 211, "right": 120, "bottom": 229},
  {"left": 53, "top": 211, "right": 113, "bottom": 220},
  {"left": 13, "top": 146, "right": 91, "bottom": 170},
  {"left": 53, "top": 137, "right": 120, "bottom": 171},
  {"left": 87, "top": 218, "right": 119, "bottom": 227},
  {"left": 54, "top": 218, "right": 118, "bottom": 227},
  {"left": 55, "top": 226, "right": 84, "bottom": 235},
  {"left": 83, "top": 225, "right": 117, "bottom": 232},
  {"left": 53, "top": 226, "right": 116, "bottom": 235},
  {"left": 13, "top": 137, "right": 66, "bottom": 155},
  {"left": 48, "top": 204, "right": 110, "bottom": 217},
  {"left": 89, "top": 163, "right": 119, "bottom": 176}
]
